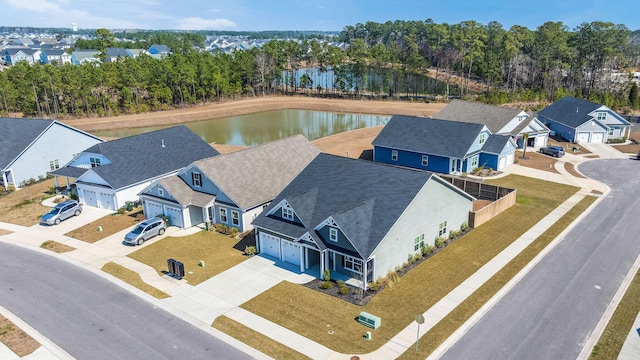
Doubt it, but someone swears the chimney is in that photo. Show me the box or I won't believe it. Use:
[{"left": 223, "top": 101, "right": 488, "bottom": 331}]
[{"left": 161, "top": 139, "right": 165, "bottom": 148}]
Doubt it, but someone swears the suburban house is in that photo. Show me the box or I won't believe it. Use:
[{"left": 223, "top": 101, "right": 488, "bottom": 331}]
[
  {"left": 251, "top": 153, "right": 475, "bottom": 289},
  {"left": 51, "top": 126, "right": 219, "bottom": 211},
  {"left": 4, "top": 48, "right": 35, "bottom": 65},
  {"left": 70, "top": 49, "right": 100, "bottom": 65},
  {"left": 39, "top": 49, "right": 71, "bottom": 65},
  {"left": 372, "top": 115, "right": 517, "bottom": 174},
  {"left": 139, "top": 135, "right": 320, "bottom": 230},
  {"left": 0, "top": 118, "right": 103, "bottom": 189},
  {"left": 104, "top": 47, "right": 132, "bottom": 62},
  {"left": 537, "top": 96, "right": 631, "bottom": 143},
  {"left": 148, "top": 44, "right": 170, "bottom": 58},
  {"left": 435, "top": 99, "right": 550, "bottom": 148}
]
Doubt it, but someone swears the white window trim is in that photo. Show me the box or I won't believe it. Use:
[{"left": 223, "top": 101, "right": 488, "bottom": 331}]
[
  {"left": 158, "top": 188, "right": 164, "bottom": 196},
  {"left": 192, "top": 172, "right": 202, "bottom": 187},
  {"left": 479, "top": 133, "right": 486, "bottom": 145},
  {"left": 391, "top": 150, "right": 398, "bottom": 161},
  {"left": 421, "top": 155, "right": 428, "bottom": 166},
  {"left": 471, "top": 155, "right": 478, "bottom": 168},
  {"left": 282, "top": 207, "right": 294, "bottom": 221},
  {"left": 597, "top": 112, "right": 606, "bottom": 120},
  {"left": 439, "top": 221, "right": 447, "bottom": 237},
  {"left": 343, "top": 255, "right": 362, "bottom": 272},
  {"left": 231, "top": 210, "right": 239, "bottom": 226},
  {"left": 608, "top": 128, "right": 614, "bottom": 136},
  {"left": 414, "top": 233, "right": 425, "bottom": 251},
  {"left": 329, "top": 227, "right": 338, "bottom": 242},
  {"left": 90, "top": 157, "right": 101, "bottom": 168},
  {"left": 219, "top": 208, "right": 228, "bottom": 223}
]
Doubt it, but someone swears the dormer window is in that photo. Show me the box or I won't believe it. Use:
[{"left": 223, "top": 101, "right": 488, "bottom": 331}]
[
  {"left": 597, "top": 112, "right": 606, "bottom": 121},
  {"left": 479, "top": 133, "right": 486, "bottom": 145},
  {"left": 282, "top": 207, "right": 294, "bottom": 221},
  {"left": 329, "top": 227, "right": 338, "bottom": 242},
  {"left": 192, "top": 172, "right": 202, "bottom": 187},
  {"left": 391, "top": 150, "right": 398, "bottom": 161},
  {"left": 158, "top": 188, "right": 164, "bottom": 196},
  {"left": 90, "top": 157, "right": 101, "bottom": 167}
]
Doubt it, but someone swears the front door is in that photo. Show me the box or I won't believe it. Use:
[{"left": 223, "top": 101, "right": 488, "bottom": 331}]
[{"left": 450, "top": 159, "right": 460, "bottom": 174}]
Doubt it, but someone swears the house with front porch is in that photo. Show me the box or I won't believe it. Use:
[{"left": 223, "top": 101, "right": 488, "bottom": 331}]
[
  {"left": 251, "top": 154, "right": 475, "bottom": 290},
  {"left": 538, "top": 96, "right": 631, "bottom": 143},
  {"left": 138, "top": 135, "right": 320, "bottom": 230},
  {"left": 372, "top": 115, "right": 517, "bottom": 174}
]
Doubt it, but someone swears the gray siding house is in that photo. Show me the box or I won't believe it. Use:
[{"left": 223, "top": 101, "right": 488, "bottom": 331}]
[
  {"left": 139, "top": 135, "right": 320, "bottom": 230},
  {"left": 252, "top": 154, "right": 475, "bottom": 290},
  {"left": 51, "top": 126, "right": 218, "bottom": 211},
  {"left": 0, "top": 118, "right": 103, "bottom": 189}
]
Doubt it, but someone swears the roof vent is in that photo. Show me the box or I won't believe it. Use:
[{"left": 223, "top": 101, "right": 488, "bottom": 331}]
[
  {"left": 161, "top": 139, "right": 165, "bottom": 148},
  {"left": 576, "top": 107, "right": 579, "bottom": 113}
]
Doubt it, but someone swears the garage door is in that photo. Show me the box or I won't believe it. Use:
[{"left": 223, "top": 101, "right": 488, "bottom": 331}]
[
  {"left": 165, "top": 206, "right": 183, "bottom": 228},
  {"left": 282, "top": 241, "right": 301, "bottom": 266},
  {"left": 591, "top": 132, "right": 604, "bottom": 143},
  {"left": 259, "top": 232, "right": 280, "bottom": 259},
  {"left": 498, "top": 156, "right": 506, "bottom": 170},
  {"left": 99, "top": 192, "right": 115, "bottom": 211},
  {"left": 507, "top": 152, "right": 515, "bottom": 166},
  {"left": 83, "top": 189, "right": 98, "bottom": 207},
  {"left": 145, "top": 201, "right": 163, "bottom": 218},
  {"left": 577, "top": 132, "right": 590, "bottom": 143}
]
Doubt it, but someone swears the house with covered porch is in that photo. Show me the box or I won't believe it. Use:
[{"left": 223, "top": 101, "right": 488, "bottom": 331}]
[{"left": 251, "top": 153, "right": 475, "bottom": 290}]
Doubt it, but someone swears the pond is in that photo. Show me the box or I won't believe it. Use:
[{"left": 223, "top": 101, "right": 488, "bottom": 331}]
[{"left": 92, "top": 109, "right": 391, "bottom": 146}]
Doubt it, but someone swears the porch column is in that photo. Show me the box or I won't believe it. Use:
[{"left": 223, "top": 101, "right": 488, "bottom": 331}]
[
  {"left": 319, "top": 252, "right": 325, "bottom": 278},
  {"left": 65, "top": 177, "right": 71, "bottom": 190},
  {"left": 1, "top": 171, "right": 7, "bottom": 189},
  {"left": 332, "top": 252, "right": 336, "bottom": 272},
  {"left": 299, "top": 246, "right": 304, "bottom": 273},
  {"left": 363, "top": 262, "right": 367, "bottom": 290},
  {"left": 304, "top": 248, "right": 309, "bottom": 270},
  {"left": 201, "top": 207, "right": 208, "bottom": 224},
  {"left": 54, "top": 176, "right": 60, "bottom": 189}
]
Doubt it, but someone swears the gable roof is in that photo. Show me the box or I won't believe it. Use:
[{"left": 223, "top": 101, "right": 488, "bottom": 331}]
[
  {"left": 105, "top": 47, "right": 130, "bottom": 58},
  {"left": 372, "top": 115, "right": 486, "bottom": 158},
  {"left": 252, "top": 154, "right": 440, "bottom": 259},
  {"left": 80, "top": 126, "right": 219, "bottom": 190},
  {"left": 0, "top": 118, "right": 53, "bottom": 169},
  {"left": 538, "top": 96, "right": 603, "bottom": 129},
  {"left": 149, "top": 44, "right": 170, "bottom": 53},
  {"left": 435, "top": 99, "right": 525, "bottom": 134},
  {"left": 156, "top": 176, "right": 215, "bottom": 207},
  {"left": 192, "top": 134, "right": 320, "bottom": 209},
  {"left": 482, "top": 135, "right": 513, "bottom": 155}
]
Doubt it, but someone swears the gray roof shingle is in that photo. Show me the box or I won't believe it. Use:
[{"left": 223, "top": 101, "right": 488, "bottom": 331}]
[
  {"left": 252, "top": 154, "right": 438, "bottom": 259},
  {"left": 156, "top": 176, "right": 215, "bottom": 207},
  {"left": 0, "top": 118, "right": 53, "bottom": 169},
  {"left": 372, "top": 115, "right": 485, "bottom": 158},
  {"left": 81, "top": 126, "right": 219, "bottom": 190},
  {"left": 538, "top": 96, "right": 602, "bottom": 129},
  {"left": 482, "top": 135, "right": 512, "bottom": 155},
  {"left": 434, "top": 99, "right": 525, "bottom": 134}
]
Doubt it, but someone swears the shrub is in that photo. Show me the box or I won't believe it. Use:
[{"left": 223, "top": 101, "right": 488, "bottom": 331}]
[
  {"left": 320, "top": 281, "right": 333, "bottom": 289},
  {"left": 449, "top": 229, "right": 459, "bottom": 239},
  {"left": 336, "top": 280, "right": 346, "bottom": 287},
  {"left": 415, "top": 252, "right": 423, "bottom": 261},
  {"left": 407, "top": 254, "right": 416, "bottom": 264},
  {"left": 7, "top": 185, "right": 16, "bottom": 192},
  {"left": 323, "top": 268, "right": 331, "bottom": 281},
  {"left": 228, "top": 227, "right": 239, "bottom": 238},
  {"left": 421, "top": 245, "right": 432, "bottom": 256},
  {"left": 244, "top": 246, "right": 257, "bottom": 255},
  {"left": 53, "top": 196, "right": 65, "bottom": 204},
  {"left": 368, "top": 280, "right": 381, "bottom": 291},
  {"left": 460, "top": 222, "right": 469, "bottom": 232},
  {"left": 69, "top": 191, "right": 78, "bottom": 200},
  {"left": 47, "top": 186, "right": 57, "bottom": 195},
  {"left": 339, "top": 286, "right": 350, "bottom": 295},
  {"left": 435, "top": 236, "right": 445, "bottom": 248}
]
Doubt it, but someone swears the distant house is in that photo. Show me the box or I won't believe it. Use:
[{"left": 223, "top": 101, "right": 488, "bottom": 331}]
[
  {"left": 139, "top": 135, "right": 320, "bottom": 230},
  {"left": 71, "top": 49, "right": 100, "bottom": 65},
  {"left": 104, "top": 47, "right": 131, "bottom": 62},
  {"left": 372, "top": 115, "right": 517, "bottom": 174},
  {"left": 538, "top": 96, "right": 631, "bottom": 143},
  {"left": 51, "top": 126, "right": 219, "bottom": 211},
  {"left": 435, "top": 100, "right": 550, "bottom": 148},
  {"left": 40, "top": 49, "right": 71, "bottom": 64},
  {"left": 4, "top": 48, "right": 35, "bottom": 65},
  {"left": 148, "top": 44, "right": 170, "bottom": 58},
  {"left": 0, "top": 118, "right": 103, "bottom": 189},
  {"left": 252, "top": 153, "right": 475, "bottom": 289}
]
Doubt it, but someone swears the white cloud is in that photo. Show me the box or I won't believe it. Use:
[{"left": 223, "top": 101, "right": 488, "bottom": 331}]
[{"left": 173, "top": 17, "right": 237, "bottom": 30}]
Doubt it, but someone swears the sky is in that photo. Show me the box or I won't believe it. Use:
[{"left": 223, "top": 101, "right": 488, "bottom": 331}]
[{"left": 1, "top": 0, "right": 638, "bottom": 32}]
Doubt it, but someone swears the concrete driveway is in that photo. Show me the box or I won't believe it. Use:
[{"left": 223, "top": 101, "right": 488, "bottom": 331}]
[{"left": 580, "top": 142, "right": 632, "bottom": 159}]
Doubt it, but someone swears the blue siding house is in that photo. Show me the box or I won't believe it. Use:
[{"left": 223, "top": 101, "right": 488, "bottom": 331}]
[{"left": 372, "top": 115, "right": 517, "bottom": 174}]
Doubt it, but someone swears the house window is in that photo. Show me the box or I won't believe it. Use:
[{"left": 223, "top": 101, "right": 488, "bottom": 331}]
[
  {"left": 343, "top": 255, "right": 362, "bottom": 272},
  {"left": 329, "top": 227, "right": 338, "bottom": 242},
  {"left": 439, "top": 221, "right": 447, "bottom": 237},
  {"left": 219, "top": 208, "right": 227, "bottom": 223},
  {"left": 391, "top": 150, "right": 398, "bottom": 161},
  {"left": 414, "top": 234, "right": 425, "bottom": 251},
  {"left": 479, "top": 133, "right": 486, "bottom": 145},
  {"left": 597, "top": 112, "right": 606, "bottom": 121},
  {"left": 231, "top": 211, "right": 239, "bottom": 226},
  {"left": 282, "top": 207, "right": 294, "bottom": 221},
  {"left": 421, "top": 155, "right": 428, "bottom": 166},
  {"left": 158, "top": 188, "right": 164, "bottom": 196},
  {"left": 90, "top": 157, "right": 101, "bottom": 167},
  {"left": 49, "top": 159, "right": 59, "bottom": 171},
  {"left": 192, "top": 172, "right": 202, "bottom": 187},
  {"left": 608, "top": 128, "right": 614, "bottom": 136},
  {"left": 471, "top": 156, "right": 478, "bottom": 168}
]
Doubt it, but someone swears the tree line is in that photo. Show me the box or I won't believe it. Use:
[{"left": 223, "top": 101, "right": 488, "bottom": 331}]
[{"left": 1, "top": 21, "right": 639, "bottom": 119}]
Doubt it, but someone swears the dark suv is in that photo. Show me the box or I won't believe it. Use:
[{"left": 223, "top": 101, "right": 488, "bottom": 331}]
[{"left": 540, "top": 146, "right": 565, "bottom": 157}]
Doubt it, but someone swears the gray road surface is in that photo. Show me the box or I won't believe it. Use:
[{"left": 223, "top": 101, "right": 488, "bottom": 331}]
[
  {"left": 441, "top": 158, "right": 640, "bottom": 360},
  {"left": 0, "top": 242, "right": 254, "bottom": 360}
]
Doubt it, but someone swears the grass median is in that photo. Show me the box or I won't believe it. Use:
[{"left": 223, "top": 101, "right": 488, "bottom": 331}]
[{"left": 101, "top": 262, "right": 169, "bottom": 299}]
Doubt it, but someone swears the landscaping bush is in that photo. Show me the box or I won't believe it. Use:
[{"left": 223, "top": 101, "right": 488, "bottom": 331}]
[
  {"left": 367, "top": 280, "right": 381, "bottom": 291},
  {"left": 449, "top": 229, "right": 459, "bottom": 239},
  {"left": 320, "top": 281, "right": 333, "bottom": 289},
  {"left": 53, "top": 196, "right": 65, "bottom": 204},
  {"left": 339, "top": 286, "right": 350, "bottom": 295},
  {"left": 135, "top": 213, "right": 145, "bottom": 222},
  {"left": 323, "top": 269, "right": 331, "bottom": 281},
  {"left": 460, "top": 221, "right": 469, "bottom": 232},
  {"left": 244, "top": 246, "right": 257, "bottom": 256},
  {"left": 435, "top": 236, "right": 446, "bottom": 248},
  {"left": 336, "top": 280, "right": 346, "bottom": 287},
  {"left": 407, "top": 254, "right": 417, "bottom": 264},
  {"left": 421, "top": 244, "right": 432, "bottom": 256},
  {"left": 47, "top": 186, "right": 57, "bottom": 195},
  {"left": 228, "top": 227, "right": 239, "bottom": 238}
]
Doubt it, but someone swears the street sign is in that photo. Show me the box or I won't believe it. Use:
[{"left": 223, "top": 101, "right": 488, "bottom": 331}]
[{"left": 415, "top": 313, "right": 425, "bottom": 351}]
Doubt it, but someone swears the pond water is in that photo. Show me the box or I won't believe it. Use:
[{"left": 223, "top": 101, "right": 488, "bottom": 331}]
[{"left": 92, "top": 109, "right": 391, "bottom": 146}]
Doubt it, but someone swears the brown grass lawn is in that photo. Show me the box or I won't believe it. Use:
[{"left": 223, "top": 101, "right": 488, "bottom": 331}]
[
  {"left": 0, "top": 229, "right": 11, "bottom": 236},
  {"left": 0, "top": 178, "right": 56, "bottom": 226},
  {"left": 0, "top": 315, "right": 40, "bottom": 357},
  {"left": 610, "top": 131, "right": 640, "bottom": 155},
  {"left": 565, "top": 162, "right": 586, "bottom": 178},
  {"left": 65, "top": 209, "right": 143, "bottom": 243},
  {"left": 239, "top": 175, "right": 579, "bottom": 354},
  {"left": 515, "top": 150, "right": 560, "bottom": 173},
  {"left": 40, "top": 240, "right": 75, "bottom": 253},
  {"left": 548, "top": 137, "right": 592, "bottom": 155},
  {"left": 101, "top": 262, "right": 169, "bottom": 299},
  {"left": 127, "top": 230, "right": 249, "bottom": 285}
]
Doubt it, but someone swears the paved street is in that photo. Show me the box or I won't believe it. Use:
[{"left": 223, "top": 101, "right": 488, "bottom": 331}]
[
  {"left": 439, "top": 158, "right": 640, "bottom": 360},
  {"left": 0, "top": 242, "right": 254, "bottom": 360}
]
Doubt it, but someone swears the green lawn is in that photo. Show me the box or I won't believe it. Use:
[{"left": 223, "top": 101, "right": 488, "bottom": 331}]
[
  {"left": 127, "top": 230, "right": 249, "bottom": 285},
  {"left": 101, "top": 262, "right": 169, "bottom": 299},
  {"left": 238, "top": 175, "right": 580, "bottom": 354}
]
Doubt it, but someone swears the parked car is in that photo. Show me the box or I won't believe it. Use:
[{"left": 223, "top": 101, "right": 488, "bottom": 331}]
[
  {"left": 40, "top": 200, "right": 82, "bottom": 225},
  {"left": 123, "top": 218, "right": 167, "bottom": 245},
  {"left": 540, "top": 146, "right": 565, "bottom": 157}
]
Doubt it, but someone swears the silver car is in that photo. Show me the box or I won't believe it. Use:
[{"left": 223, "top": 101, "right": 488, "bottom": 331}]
[
  {"left": 123, "top": 218, "right": 167, "bottom": 245},
  {"left": 40, "top": 200, "right": 82, "bottom": 225}
]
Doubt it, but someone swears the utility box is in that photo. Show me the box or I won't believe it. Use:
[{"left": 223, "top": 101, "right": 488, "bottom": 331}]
[
  {"left": 365, "top": 331, "right": 372, "bottom": 340},
  {"left": 167, "top": 258, "right": 177, "bottom": 274},
  {"left": 358, "top": 311, "right": 381, "bottom": 329},
  {"left": 174, "top": 261, "right": 185, "bottom": 278}
]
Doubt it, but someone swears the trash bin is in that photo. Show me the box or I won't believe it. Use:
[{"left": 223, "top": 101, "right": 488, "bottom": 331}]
[{"left": 125, "top": 201, "right": 133, "bottom": 211}]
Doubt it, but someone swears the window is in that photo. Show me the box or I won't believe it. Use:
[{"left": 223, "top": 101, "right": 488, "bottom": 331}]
[
  {"left": 391, "top": 150, "right": 398, "bottom": 161},
  {"left": 231, "top": 211, "right": 239, "bottom": 226},
  {"left": 608, "top": 128, "right": 614, "bottom": 136},
  {"left": 343, "top": 256, "right": 362, "bottom": 272},
  {"left": 479, "top": 133, "right": 486, "bottom": 145},
  {"left": 439, "top": 221, "right": 447, "bottom": 237},
  {"left": 157, "top": 188, "right": 164, "bottom": 196},
  {"left": 471, "top": 156, "right": 478, "bottom": 168},
  {"left": 414, "top": 234, "right": 425, "bottom": 251},
  {"left": 192, "top": 172, "right": 202, "bottom": 187},
  {"left": 90, "top": 157, "right": 101, "bottom": 167},
  {"left": 329, "top": 227, "right": 338, "bottom": 242},
  {"left": 49, "top": 159, "right": 59, "bottom": 171},
  {"left": 282, "top": 207, "right": 294, "bottom": 221},
  {"left": 597, "top": 112, "right": 606, "bottom": 120},
  {"left": 219, "top": 208, "right": 227, "bottom": 223},
  {"left": 421, "top": 155, "right": 428, "bottom": 166}
]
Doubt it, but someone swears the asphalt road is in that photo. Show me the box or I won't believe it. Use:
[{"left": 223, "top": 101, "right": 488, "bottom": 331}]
[
  {"left": 441, "top": 158, "right": 640, "bottom": 360},
  {"left": 0, "top": 242, "right": 254, "bottom": 360}
]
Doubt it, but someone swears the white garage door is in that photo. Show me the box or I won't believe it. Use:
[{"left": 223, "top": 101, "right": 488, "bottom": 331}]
[
  {"left": 165, "top": 206, "right": 183, "bottom": 228},
  {"left": 282, "top": 241, "right": 301, "bottom": 266},
  {"left": 591, "top": 132, "right": 604, "bottom": 143},
  {"left": 498, "top": 156, "right": 506, "bottom": 170},
  {"left": 99, "top": 192, "right": 115, "bottom": 210},
  {"left": 83, "top": 189, "right": 98, "bottom": 207},
  {"left": 507, "top": 152, "right": 515, "bottom": 166},
  {"left": 259, "top": 232, "right": 280, "bottom": 259},
  {"left": 577, "top": 132, "right": 590, "bottom": 143},
  {"left": 145, "top": 201, "right": 163, "bottom": 218}
]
